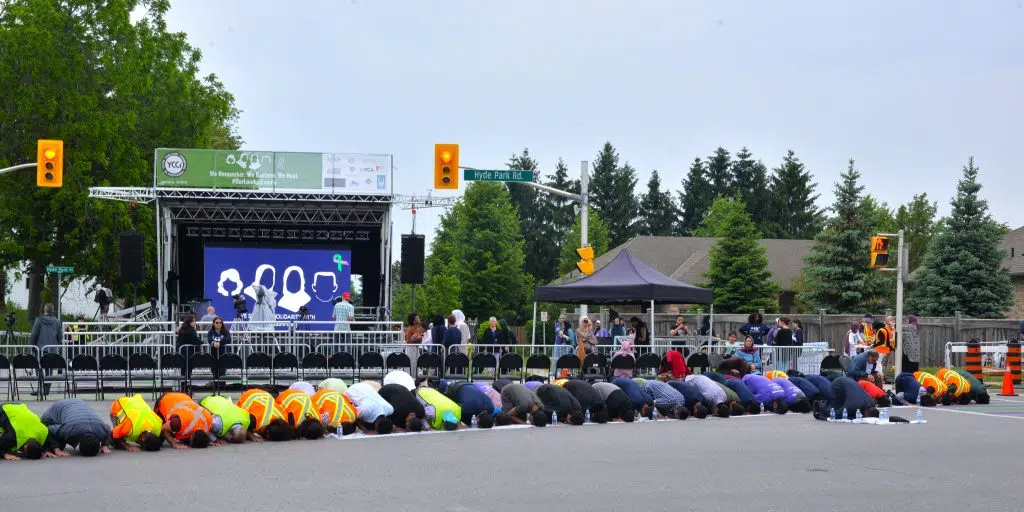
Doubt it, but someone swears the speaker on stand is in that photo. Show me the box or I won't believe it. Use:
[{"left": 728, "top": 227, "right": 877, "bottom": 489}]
[{"left": 401, "top": 234, "right": 425, "bottom": 313}]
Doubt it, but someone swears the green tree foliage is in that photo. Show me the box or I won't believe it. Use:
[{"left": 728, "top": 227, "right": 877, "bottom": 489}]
[
  {"left": 799, "top": 160, "right": 872, "bottom": 313},
  {"left": 424, "top": 182, "right": 530, "bottom": 321},
  {"left": 730, "top": 147, "right": 771, "bottom": 235},
  {"left": 557, "top": 207, "right": 610, "bottom": 278},
  {"left": 699, "top": 197, "right": 779, "bottom": 313},
  {"left": 705, "top": 147, "right": 734, "bottom": 198},
  {"left": 506, "top": 149, "right": 556, "bottom": 282},
  {"left": 588, "top": 142, "right": 638, "bottom": 247},
  {"left": 0, "top": 0, "right": 240, "bottom": 318},
  {"left": 678, "top": 158, "right": 713, "bottom": 235},
  {"left": 636, "top": 170, "right": 678, "bottom": 236},
  {"left": 896, "top": 193, "right": 939, "bottom": 272},
  {"left": 906, "top": 158, "right": 1013, "bottom": 318},
  {"left": 544, "top": 158, "right": 579, "bottom": 235},
  {"left": 767, "top": 150, "right": 822, "bottom": 239},
  {"left": 859, "top": 195, "right": 898, "bottom": 234}
]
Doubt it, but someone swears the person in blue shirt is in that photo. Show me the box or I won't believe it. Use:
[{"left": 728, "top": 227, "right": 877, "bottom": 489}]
[
  {"left": 722, "top": 378, "right": 762, "bottom": 415},
  {"left": 733, "top": 336, "right": 763, "bottom": 374},
  {"left": 666, "top": 380, "right": 709, "bottom": 418},
  {"left": 894, "top": 372, "right": 936, "bottom": 406},
  {"left": 847, "top": 350, "right": 883, "bottom": 388},
  {"left": 441, "top": 314, "right": 462, "bottom": 350},
  {"left": 612, "top": 376, "right": 652, "bottom": 418},
  {"left": 788, "top": 375, "right": 824, "bottom": 403},
  {"left": 814, "top": 376, "right": 878, "bottom": 420},
  {"left": 739, "top": 312, "right": 770, "bottom": 345},
  {"left": 444, "top": 381, "right": 498, "bottom": 427},
  {"left": 804, "top": 374, "right": 834, "bottom": 402}
]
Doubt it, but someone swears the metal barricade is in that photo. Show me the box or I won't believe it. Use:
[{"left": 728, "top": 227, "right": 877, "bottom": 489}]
[{"left": 944, "top": 341, "right": 1009, "bottom": 369}]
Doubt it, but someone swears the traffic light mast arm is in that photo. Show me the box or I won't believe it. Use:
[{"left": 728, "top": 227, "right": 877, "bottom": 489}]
[{"left": 0, "top": 162, "right": 37, "bottom": 175}]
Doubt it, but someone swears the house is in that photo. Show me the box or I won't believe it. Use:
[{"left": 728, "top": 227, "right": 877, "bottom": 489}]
[
  {"left": 560, "top": 236, "right": 814, "bottom": 313},
  {"left": 1001, "top": 226, "right": 1024, "bottom": 318}
]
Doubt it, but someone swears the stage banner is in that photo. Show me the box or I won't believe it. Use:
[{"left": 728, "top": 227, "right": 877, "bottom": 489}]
[
  {"left": 154, "top": 148, "right": 392, "bottom": 194},
  {"left": 204, "top": 246, "right": 352, "bottom": 328}
]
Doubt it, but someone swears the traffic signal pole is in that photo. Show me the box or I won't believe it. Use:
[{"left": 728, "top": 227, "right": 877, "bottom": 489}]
[
  {"left": 0, "top": 162, "right": 37, "bottom": 175},
  {"left": 876, "top": 229, "right": 905, "bottom": 377}
]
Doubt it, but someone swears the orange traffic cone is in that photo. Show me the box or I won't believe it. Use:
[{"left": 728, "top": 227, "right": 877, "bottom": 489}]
[{"left": 998, "top": 366, "right": 1018, "bottom": 397}]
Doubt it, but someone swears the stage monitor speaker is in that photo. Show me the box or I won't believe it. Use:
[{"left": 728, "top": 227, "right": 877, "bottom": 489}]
[
  {"left": 400, "top": 234, "right": 425, "bottom": 284},
  {"left": 120, "top": 232, "right": 144, "bottom": 284}
]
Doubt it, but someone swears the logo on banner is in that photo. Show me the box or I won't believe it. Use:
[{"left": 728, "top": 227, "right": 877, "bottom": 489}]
[
  {"left": 332, "top": 254, "right": 350, "bottom": 271},
  {"left": 161, "top": 152, "right": 187, "bottom": 177}
]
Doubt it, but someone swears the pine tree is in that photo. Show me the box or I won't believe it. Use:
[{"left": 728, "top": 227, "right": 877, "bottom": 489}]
[
  {"left": 906, "top": 158, "right": 1013, "bottom": 318},
  {"left": 506, "top": 148, "right": 557, "bottom": 282},
  {"left": 895, "top": 193, "right": 939, "bottom": 272},
  {"left": 700, "top": 197, "right": 780, "bottom": 313},
  {"left": 544, "top": 158, "right": 578, "bottom": 250},
  {"left": 678, "top": 158, "right": 713, "bottom": 235},
  {"left": 799, "top": 160, "right": 872, "bottom": 313},
  {"left": 588, "top": 142, "right": 639, "bottom": 247},
  {"left": 706, "top": 147, "right": 734, "bottom": 197},
  {"left": 731, "top": 147, "right": 771, "bottom": 234},
  {"left": 636, "top": 170, "right": 679, "bottom": 236},
  {"left": 768, "top": 150, "right": 822, "bottom": 239}
]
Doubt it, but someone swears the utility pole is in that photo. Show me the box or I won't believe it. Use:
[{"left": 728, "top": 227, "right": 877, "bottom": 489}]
[
  {"left": 874, "top": 230, "right": 905, "bottom": 376},
  {"left": 579, "top": 160, "right": 589, "bottom": 319}
]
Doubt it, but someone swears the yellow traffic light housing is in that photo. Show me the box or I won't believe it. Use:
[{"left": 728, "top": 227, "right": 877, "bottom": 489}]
[
  {"left": 37, "top": 139, "right": 63, "bottom": 187},
  {"left": 870, "top": 236, "right": 889, "bottom": 269},
  {"left": 434, "top": 143, "right": 459, "bottom": 190},
  {"left": 576, "top": 245, "right": 595, "bottom": 275}
]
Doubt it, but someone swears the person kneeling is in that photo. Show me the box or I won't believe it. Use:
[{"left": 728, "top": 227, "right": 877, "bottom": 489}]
[{"left": 154, "top": 392, "right": 213, "bottom": 449}]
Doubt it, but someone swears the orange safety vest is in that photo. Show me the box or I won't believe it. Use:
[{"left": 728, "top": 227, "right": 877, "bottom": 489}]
[
  {"left": 872, "top": 327, "right": 892, "bottom": 354},
  {"left": 312, "top": 389, "right": 357, "bottom": 428},
  {"left": 276, "top": 389, "right": 320, "bottom": 429},
  {"left": 936, "top": 369, "right": 969, "bottom": 398},
  {"left": 764, "top": 370, "right": 788, "bottom": 380},
  {"left": 861, "top": 322, "right": 874, "bottom": 340},
  {"left": 237, "top": 389, "right": 287, "bottom": 432},
  {"left": 914, "top": 371, "right": 945, "bottom": 397},
  {"left": 155, "top": 392, "right": 212, "bottom": 441}
]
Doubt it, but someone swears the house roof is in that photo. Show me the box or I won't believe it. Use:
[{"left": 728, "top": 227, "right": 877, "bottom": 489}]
[
  {"left": 1001, "top": 226, "right": 1024, "bottom": 276},
  {"left": 559, "top": 236, "right": 814, "bottom": 290}
]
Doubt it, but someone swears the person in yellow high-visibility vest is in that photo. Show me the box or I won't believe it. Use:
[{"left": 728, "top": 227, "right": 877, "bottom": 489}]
[{"left": 936, "top": 369, "right": 972, "bottom": 405}]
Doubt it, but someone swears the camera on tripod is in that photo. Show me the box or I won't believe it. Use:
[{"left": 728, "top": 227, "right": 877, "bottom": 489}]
[
  {"left": 5, "top": 312, "right": 15, "bottom": 330},
  {"left": 232, "top": 294, "right": 248, "bottom": 315}
]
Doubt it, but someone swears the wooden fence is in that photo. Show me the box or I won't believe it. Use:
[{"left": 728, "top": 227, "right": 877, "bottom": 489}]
[{"left": 520, "top": 311, "right": 1022, "bottom": 367}]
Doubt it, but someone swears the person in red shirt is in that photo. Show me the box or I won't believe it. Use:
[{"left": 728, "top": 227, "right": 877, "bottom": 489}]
[{"left": 857, "top": 380, "right": 892, "bottom": 407}]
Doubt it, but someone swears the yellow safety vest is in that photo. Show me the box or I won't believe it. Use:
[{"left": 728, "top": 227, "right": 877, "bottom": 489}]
[{"left": 111, "top": 394, "right": 163, "bottom": 443}]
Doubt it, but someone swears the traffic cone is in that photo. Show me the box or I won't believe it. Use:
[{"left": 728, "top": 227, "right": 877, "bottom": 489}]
[{"left": 998, "top": 366, "right": 1018, "bottom": 397}]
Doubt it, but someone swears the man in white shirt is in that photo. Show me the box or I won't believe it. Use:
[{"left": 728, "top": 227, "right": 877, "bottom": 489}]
[
  {"left": 344, "top": 381, "right": 395, "bottom": 434},
  {"left": 332, "top": 292, "right": 355, "bottom": 332},
  {"left": 684, "top": 374, "right": 731, "bottom": 417},
  {"left": 383, "top": 370, "right": 416, "bottom": 391},
  {"left": 288, "top": 381, "right": 316, "bottom": 396}
]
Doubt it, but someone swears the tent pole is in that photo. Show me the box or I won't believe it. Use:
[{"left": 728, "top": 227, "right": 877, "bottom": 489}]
[
  {"left": 531, "top": 301, "right": 537, "bottom": 345},
  {"left": 650, "top": 300, "right": 655, "bottom": 346},
  {"left": 709, "top": 303, "right": 714, "bottom": 343}
]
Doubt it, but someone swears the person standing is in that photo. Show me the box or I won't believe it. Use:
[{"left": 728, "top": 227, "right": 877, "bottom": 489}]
[
  {"left": 332, "top": 292, "right": 355, "bottom": 340},
  {"left": 199, "top": 306, "right": 218, "bottom": 328},
  {"left": 901, "top": 315, "right": 921, "bottom": 373},
  {"left": 553, "top": 319, "right": 575, "bottom": 373},
  {"left": 610, "top": 317, "right": 627, "bottom": 339},
  {"left": 576, "top": 317, "right": 598, "bottom": 356},
  {"left": 452, "top": 309, "right": 472, "bottom": 344},
  {"left": 739, "top": 312, "right": 769, "bottom": 346},
  {"left": 175, "top": 313, "right": 202, "bottom": 392},
  {"left": 593, "top": 320, "right": 610, "bottom": 338},
  {"left": 40, "top": 398, "right": 113, "bottom": 456},
  {"left": 480, "top": 317, "right": 501, "bottom": 345},
  {"left": 207, "top": 316, "right": 231, "bottom": 381},
  {"left": 404, "top": 312, "right": 424, "bottom": 375},
  {"left": 30, "top": 303, "right": 63, "bottom": 397},
  {"left": 669, "top": 316, "right": 690, "bottom": 336}
]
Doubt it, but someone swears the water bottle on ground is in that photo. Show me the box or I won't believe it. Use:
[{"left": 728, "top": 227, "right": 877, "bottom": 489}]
[
  {"left": 585, "top": 408, "right": 591, "bottom": 423},
  {"left": 855, "top": 409, "right": 863, "bottom": 421},
  {"left": 841, "top": 408, "right": 848, "bottom": 420},
  {"left": 551, "top": 410, "right": 558, "bottom": 425},
  {"left": 760, "top": 402, "right": 765, "bottom": 414},
  {"left": 916, "top": 403, "right": 924, "bottom": 423},
  {"left": 829, "top": 408, "right": 836, "bottom": 421},
  {"left": 471, "top": 415, "right": 478, "bottom": 428}
]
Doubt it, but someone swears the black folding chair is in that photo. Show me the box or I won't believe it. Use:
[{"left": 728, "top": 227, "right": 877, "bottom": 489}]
[
  {"left": 39, "top": 352, "right": 69, "bottom": 400},
  {"left": 98, "top": 354, "right": 128, "bottom": 400},
  {"left": 327, "top": 351, "right": 356, "bottom": 379},
  {"left": 128, "top": 353, "right": 158, "bottom": 399}
]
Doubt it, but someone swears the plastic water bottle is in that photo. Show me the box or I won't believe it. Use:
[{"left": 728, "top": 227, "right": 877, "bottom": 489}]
[
  {"left": 880, "top": 408, "right": 889, "bottom": 422},
  {"left": 336, "top": 425, "right": 343, "bottom": 437},
  {"left": 855, "top": 409, "right": 863, "bottom": 421},
  {"left": 471, "top": 415, "right": 478, "bottom": 428},
  {"left": 841, "top": 408, "right": 848, "bottom": 420},
  {"left": 652, "top": 406, "right": 658, "bottom": 420},
  {"left": 760, "top": 402, "right": 765, "bottom": 414},
  {"left": 585, "top": 408, "right": 591, "bottom": 423},
  {"left": 916, "top": 401, "right": 924, "bottom": 423},
  {"left": 551, "top": 410, "right": 558, "bottom": 425},
  {"left": 829, "top": 408, "right": 836, "bottom": 421}
]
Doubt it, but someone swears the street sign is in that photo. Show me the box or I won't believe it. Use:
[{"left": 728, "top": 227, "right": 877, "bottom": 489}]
[
  {"left": 46, "top": 265, "right": 75, "bottom": 274},
  {"left": 541, "top": 311, "right": 548, "bottom": 322},
  {"left": 463, "top": 169, "right": 535, "bottom": 182}
]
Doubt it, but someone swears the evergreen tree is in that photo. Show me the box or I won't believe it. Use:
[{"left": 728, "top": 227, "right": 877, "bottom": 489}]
[
  {"left": 731, "top": 147, "right": 771, "bottom": 234},
  {"left": 706, "top": 147, "right": 734, "bottom": 197},
  {"left": 768, "top": 150, "right": 822, "bottom": 239},
  {"left": 588, "top": 142, "right": 639, "bottom": 247},
  {"left": 636, "top": 170, "right": 679, "bottom": 236},
  {"left": 678, "top": 158, "right": 713, "bottom": 235},
  {"left": 541, "top": 158, "right": 579, "bottom": 268},
  {"left": 557, "top": 207, "right": 611, "bottom": 278},
  {"left": 906, "top": 158, "right": 1013, "bottom": 318},
  {"left": 799, "top": 160, "right": 872, "bottom": 313},
  {"left": 895, "top": 193, "right": 939, "bottom": 272},
  {"left": 506, "top": 149, "right": 557, "bottom": 282},
  {"left": 699, "top": 197, "right": 780, "bottom": 313}
]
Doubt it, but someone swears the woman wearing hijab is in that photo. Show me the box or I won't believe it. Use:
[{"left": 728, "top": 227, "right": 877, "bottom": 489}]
[
  {"left": 576, "top": 316, "right": 598, "bottom": 355},
  {"left": 452, "top": 309, "right": 472, "bottom": 344},
  {"left": 612, "top": 338, "right": 636, "bottom": 378},
  {"left": 659, "top": 349, "right": 690, "bottom": 380},
  {"left": 734, "top": 335, "right": 762, "bottom": 374}
]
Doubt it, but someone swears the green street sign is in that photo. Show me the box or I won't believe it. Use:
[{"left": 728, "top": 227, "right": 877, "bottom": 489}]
[
  {"left": 46, "top": 265, "right": 75, "bottom": 274},
  {"left": 463, "top": 169, "right": 535, "bottom": 182}
]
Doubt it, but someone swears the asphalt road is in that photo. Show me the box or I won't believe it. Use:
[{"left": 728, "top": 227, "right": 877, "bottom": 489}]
[{"left": 1, "top": 400, "right": 1021, "bottom": 512}]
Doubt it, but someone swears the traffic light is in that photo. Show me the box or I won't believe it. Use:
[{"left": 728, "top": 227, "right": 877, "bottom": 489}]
[
  {"left": 870, "top": 236, "right": 889, "bottom": 269},
  {"left": 37, "top": 139, "right": 63, "bottom": 187},
  {"left": 576, "top": 246, "right": 595, "bottom": 275},
  {"left": 434, "top": 143, "right": 459, "bottom": 190}
]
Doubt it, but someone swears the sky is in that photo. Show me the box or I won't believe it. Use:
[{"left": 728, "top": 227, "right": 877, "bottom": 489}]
[{"left": 165, "top": 0, "right": 1024, "bottom": 257}]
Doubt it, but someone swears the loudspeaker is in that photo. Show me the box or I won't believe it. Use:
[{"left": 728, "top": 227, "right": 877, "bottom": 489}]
[
  {"left": 120, "top": 232, "right": 144, "bottom": 284},
  {"left": 400, "top": 234, "right": 425, "bottom": 284}
]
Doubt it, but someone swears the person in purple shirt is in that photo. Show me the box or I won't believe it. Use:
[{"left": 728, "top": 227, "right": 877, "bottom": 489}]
[
  {"left": 524, "top": 380, "right": 543, "bottom": 392},
  {"left": 612, "top": 376, "right": 652, "bottom": 418},
  {"left": 771, "top": 377, "right": 812, "bottom": 413},
  {"left": 742, "top": 374, "right": 789, "bottom": 414},
  {"left": 722, "top": 379, "right": 762, "bottom": 415},
  {"left": 788, "top": 375, "right": 824, "bottom": 403}
]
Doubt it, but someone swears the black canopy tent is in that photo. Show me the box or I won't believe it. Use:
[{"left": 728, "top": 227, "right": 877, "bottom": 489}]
[{"left": 531, "top": 249, "right": 714, "bottom": 342}]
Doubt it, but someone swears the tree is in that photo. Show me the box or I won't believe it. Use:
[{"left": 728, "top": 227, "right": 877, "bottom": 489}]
[
  {"left": 706, "top": 147, "right": 733, "bottom": 198},
  {"left": 678, "top": 158, "right": 713, "bottom": 235},
  {"left": 544, "top": 158, "right": 579, "bottom": 235},
  {"left": 557, "top": 207, "right": 610, "bottom": 278},
  {"left": 588, "top": 142, "right": 639, "bottom": 247},
  {"left": 799, "top": 160, "right": 872, "bottom": 313},
  {"left": 767, "top": 150, "right": 822, "bottom": 239},
  {"left": 0, "top": 0, "right": 241, "bottom": 319},
  {"left": 636, "top": 170, "right": 678, "bottom": 236},
  {"left": 860, "top": 195, "right": 898, "bottom": 234},
  {"left": 895, "top": 193, "right": 939, "bottom": 272},
  {"left": 906, "top": 158, "right": 1013, "bottom": 318},
  {"left": 506, "top": 149, "right": 555, "bottom": 281},
  {"left": 699, "top": 197, "right": 779, "bottom": 312},
  {"left": 424, "top": 182, "right": 530, "bottom": 321},
  {"left": 731, "top": 147, "right": 771, "bottom": 234}
]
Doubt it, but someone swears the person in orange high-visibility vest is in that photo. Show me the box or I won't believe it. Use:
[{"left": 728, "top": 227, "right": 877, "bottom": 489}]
[
  {"left": 871, "top": 321, "right": 893, "bottom": 371},
  {"left": 936, "top": 368, "right": 972, "bottom": 405},
  {"left": 312, "top": 388, "right": 358, "bottom": 436},
  {"left": 276, "top": 388, "right": 325, "bottom": 440},
  {"left": 153, "top": 392, "right": 213, "bottom": 449},
  {"left": 913, "top": 371, "right": 951, "bottom": 405},
  {"left": 237, "top": 388, "right": 292, "bottom": 442}
]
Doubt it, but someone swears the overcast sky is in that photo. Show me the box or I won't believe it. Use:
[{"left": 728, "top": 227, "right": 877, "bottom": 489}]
[{"left": 166, "top": 0, "right": 1023, "bottom": 258}]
